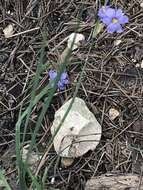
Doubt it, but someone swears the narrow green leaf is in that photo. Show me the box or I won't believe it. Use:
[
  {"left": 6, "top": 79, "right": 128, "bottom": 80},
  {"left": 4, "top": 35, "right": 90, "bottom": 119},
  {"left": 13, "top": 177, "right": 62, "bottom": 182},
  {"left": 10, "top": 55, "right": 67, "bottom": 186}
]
[
  {"left": 0, "top": 170, "right": 11, "bottom": 190},
  {"left": 92, "top": 20, "right": 104, "bottom": 38}
]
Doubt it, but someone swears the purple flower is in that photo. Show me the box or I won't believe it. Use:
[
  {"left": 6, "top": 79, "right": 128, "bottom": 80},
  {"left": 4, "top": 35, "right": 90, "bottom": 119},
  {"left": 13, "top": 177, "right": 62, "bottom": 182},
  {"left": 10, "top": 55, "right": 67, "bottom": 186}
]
[
  {"left": 49, "top": 70, "right": 57, "bottom": 80},
  {"left": 98, "top": 7, "right": 129, "bottom": 33},
  {"left": 98, "top": 6, "right": 110, "bottom": 18},
  {"left": 48, "top": 70, "right": 69, "bottom": 90}
]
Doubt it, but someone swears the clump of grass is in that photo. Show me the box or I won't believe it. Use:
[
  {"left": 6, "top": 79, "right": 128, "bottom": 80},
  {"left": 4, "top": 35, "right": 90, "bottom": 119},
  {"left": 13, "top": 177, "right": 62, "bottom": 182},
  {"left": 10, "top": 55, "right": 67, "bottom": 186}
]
[{"left": 15, "top": 24, "right": 88, "bottom": 189}]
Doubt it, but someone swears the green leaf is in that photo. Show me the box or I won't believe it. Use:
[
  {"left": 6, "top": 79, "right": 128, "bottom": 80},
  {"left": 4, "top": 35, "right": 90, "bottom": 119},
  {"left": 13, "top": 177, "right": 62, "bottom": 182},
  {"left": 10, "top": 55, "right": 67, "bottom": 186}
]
[
  {"left": 48, "top": 188, "right": 60, "bottom": 190},
  {"left": 0, "top": 170, "right": 11, "bottom": 190},
  {"left": 92, "top": 20, "right": 104, "bottom": 38}
]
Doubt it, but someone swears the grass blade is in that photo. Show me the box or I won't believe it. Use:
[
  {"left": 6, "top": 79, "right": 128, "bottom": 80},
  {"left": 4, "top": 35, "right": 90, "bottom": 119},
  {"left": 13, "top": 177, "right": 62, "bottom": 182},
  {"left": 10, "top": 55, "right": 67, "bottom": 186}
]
[{"left": 0, "top": 170, "right": 11, "bottom": 190}]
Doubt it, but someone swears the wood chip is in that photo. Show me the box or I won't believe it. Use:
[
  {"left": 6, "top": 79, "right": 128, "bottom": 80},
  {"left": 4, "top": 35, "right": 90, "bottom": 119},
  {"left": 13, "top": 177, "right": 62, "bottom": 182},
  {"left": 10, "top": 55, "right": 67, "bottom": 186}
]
[{"left": 85, "top": 174, "right": 143, "bottom": 190}]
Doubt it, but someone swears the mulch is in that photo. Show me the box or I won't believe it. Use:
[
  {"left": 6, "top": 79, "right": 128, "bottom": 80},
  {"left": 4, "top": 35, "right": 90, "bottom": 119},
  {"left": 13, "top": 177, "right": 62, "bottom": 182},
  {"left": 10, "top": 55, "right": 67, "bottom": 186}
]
[{"left": 0, "top": 0, "right": 143, "bottom": 189}]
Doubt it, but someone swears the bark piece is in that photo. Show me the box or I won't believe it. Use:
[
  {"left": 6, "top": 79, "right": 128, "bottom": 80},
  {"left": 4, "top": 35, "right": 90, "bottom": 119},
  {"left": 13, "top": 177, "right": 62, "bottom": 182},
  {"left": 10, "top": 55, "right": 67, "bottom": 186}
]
[{"left": 85, "top": 174, "right": 143, "bottom": 190}]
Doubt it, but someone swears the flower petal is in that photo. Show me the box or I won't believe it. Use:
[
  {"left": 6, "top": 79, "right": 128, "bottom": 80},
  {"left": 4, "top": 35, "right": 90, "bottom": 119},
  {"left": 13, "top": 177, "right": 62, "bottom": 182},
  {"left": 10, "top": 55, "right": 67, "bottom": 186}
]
[
  {"left": 105, "top": 8, "right": 116, "bottom": 18},
  {"left": 98, "top": 9, "right": 106, "bottom": 18},
  {"left": 49, "top": 70, "right": 57, "bottom": 80},
  {"left": 61, "top": 72, "right": 68, "bottom": 80},
  {"left": 118, "top": 15, "right": 129, "bottom": 24},
  {"left": 63, "top": 79, "right": 69, "bottom": 85},
  {"left": 115, "top": 9, "right": 123, "bottom": 18},
  {"left": 116, "top": 23, "right": 123, "bottom": 33},
  {"left": 107, "top": 23, "right": 116, "bottom": 33},
  {"left": 58, "top": 81, "right": 65, "bottom": 90},
  {"left": 98, "top": 6, "right": 110, "bottom": 18},
  {"left": 101, "top": 17, "right": 112, "bottom": 25},
  {"left": 107, "top": 23, "right": 122, "bottom": 33}
]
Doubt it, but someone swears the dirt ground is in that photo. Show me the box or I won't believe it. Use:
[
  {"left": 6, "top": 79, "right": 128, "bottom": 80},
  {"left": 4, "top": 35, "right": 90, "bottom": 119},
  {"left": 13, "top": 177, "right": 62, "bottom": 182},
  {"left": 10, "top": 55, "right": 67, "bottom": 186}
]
[{"left": 0, "top": 0, "right": 143, "bottom": 190}]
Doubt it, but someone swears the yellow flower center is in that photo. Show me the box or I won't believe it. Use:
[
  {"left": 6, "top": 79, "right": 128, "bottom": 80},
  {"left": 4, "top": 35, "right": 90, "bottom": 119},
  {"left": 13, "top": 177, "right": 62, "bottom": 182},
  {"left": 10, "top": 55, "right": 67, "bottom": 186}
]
[{"left": 112, "top": 18, "right": 118, "bottom": 23}]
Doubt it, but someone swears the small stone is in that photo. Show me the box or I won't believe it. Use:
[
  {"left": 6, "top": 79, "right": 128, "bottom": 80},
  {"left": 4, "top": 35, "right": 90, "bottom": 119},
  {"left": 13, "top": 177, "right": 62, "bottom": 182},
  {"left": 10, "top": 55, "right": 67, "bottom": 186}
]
[
  {"left": 135, "top": 63, "right": 140, "bottom": 68},
  {"left": 140, "top": 2, "right": 143, "bottom": 8},
  {"left": 109, "top": 108, "right": 120, "bottom": 120},
  {"left": 3, "top": 24, "right": 14, "bottom": 38},
  {"left": 22, "top": 144, "right": 40, "bottom": 166},
  {"left": 61, "top": 157, "right": 74, "bottom": 167},
  {"left": 114, "top": 39, "right": 122, "bottom": 46},
  {"left": 132, "top": 59, "right": 137, "bottom": 63},
  {"left": 67, "top": 33, "right": 85, "bottom": 51},
  {"left": 51, "top": 177, "right": 55, "bottom": 184},
  {"left": 51, "top": 97, "right": 101, "bottom": 158},
  {"left": 141, "top": 60, "right": 143, "bottom": 68}
]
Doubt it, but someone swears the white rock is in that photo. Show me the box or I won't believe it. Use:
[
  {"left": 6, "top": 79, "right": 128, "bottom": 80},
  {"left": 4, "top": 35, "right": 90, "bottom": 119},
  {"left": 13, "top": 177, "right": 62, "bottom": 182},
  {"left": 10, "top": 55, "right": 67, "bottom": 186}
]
[
  {"left": 51, "top": 97, "right": 101, "bottom": 158},
  {"left": 51, "top": 177, "right": 55, "bottom": 184},
  {"left": 3, "top": 24, "right": 14, "bottom": 38},
  {"left": 135, "top": 63, "right": 140, "bottom": 68},
  {"left": 67, "top": 33, "right": 85, "bottom": 51},
  {"left": 141, "top": 60, "right": 143, "bottom": 68},
  {"left": 114, "top": 39, "right": 122, "bottom": 46},
  {"left": 132, "top": 59, "right": 137, "bottom": 63},
  {"left": 109, "top": 108, "right": 120, "bottom": 120},
  {"left": 140, "top": 2, "right": 143, "bottom": 8},
  {"left": 61, "top": 157, "right": 74, "bottom": 167}
]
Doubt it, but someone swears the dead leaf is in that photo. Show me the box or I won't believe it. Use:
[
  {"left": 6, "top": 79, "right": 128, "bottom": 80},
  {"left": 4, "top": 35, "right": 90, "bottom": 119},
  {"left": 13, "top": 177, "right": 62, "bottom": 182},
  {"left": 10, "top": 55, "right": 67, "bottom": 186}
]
[
  {"left": 61, "top": 157, "right": 74, "bottom": 167},
  {"left": 3, "top": 24, "right": 14, "bottom": 38}
]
